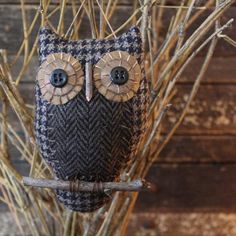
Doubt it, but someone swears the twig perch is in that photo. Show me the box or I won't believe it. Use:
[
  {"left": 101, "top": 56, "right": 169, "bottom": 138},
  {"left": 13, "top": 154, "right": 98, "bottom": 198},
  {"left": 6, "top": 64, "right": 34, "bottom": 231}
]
[{"left": 22, "top": 177, "right": 153, "bottom": 192}]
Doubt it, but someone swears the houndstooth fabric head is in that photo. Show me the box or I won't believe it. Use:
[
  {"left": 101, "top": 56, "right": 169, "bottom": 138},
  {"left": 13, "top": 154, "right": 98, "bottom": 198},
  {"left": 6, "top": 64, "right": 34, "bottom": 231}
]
[{"left": 35, "top": 26, "right": 149, "bottom": 212}]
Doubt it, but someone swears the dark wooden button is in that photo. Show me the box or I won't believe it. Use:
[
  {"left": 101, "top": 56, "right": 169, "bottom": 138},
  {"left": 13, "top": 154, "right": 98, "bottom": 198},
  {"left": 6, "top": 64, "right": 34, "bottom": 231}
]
[
  {"left": 110, "top": 66, "right": 129, "bottom": 85},
  {"left": 50, "top": 69, "right": 68, "bottom": 88}
]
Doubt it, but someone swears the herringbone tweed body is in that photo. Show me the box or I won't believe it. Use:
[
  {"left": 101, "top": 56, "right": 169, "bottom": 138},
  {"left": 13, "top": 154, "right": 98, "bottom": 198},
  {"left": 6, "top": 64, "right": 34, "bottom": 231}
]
[{"left": 35, "top": 26, "right": 149, "bottom": 212}]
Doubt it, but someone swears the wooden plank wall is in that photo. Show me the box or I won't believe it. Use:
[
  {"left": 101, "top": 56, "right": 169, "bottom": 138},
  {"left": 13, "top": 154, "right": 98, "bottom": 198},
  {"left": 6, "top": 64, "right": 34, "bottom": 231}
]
[{"left": 0, "top": 1, "right": 236, "bottom": 235}]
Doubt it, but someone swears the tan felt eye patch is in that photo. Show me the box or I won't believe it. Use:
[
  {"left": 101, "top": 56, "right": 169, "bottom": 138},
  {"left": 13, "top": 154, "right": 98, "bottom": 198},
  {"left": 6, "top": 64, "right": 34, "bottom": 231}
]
[
  {"left": 37, "top": 52, "right": 84, "bottom": 105},
  {"left": 37, "top": 51, "right": 141, "bottom": 104},
  {"left": 94, "top": 50, "right": 141, "bottom": 102}
]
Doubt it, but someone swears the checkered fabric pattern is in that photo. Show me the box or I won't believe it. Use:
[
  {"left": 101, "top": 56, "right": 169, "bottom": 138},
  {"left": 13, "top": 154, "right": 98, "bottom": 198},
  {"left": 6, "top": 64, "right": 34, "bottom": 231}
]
[{"left": 35, "top": 26, "right": 149, "bottom": 212}]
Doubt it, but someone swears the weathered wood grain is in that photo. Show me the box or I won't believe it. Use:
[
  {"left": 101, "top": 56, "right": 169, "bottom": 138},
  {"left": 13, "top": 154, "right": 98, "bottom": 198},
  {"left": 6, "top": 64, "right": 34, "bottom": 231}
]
[
  {"left": 13, "top": 83, "right": 236, "bottom": 134},
  {"left": 1, "top": 2, "right": 236, "bottom": 234},
  {"left": 7, "top": 159, "right": 236, "bottom": 212},
  {"left": 179, "top": 57, "right": 236, "bottom": 84},
  {"left": 0, "top": 5, "right": 138, "bottom": 54},
  {"left": 184, "top": 8, "right": 236, "bottom": 57},
  {"left": 165, "top": 84, "right": 236, "bottom": 135},
  {"left": 9, "top": 56, "right": 236, "bottom": 84},
  {"left": 2, "top": 79, "right": 236, "bottom": 138},
  {"left": 159, "top": 135, "right": 236, "bottom": 163},
  {"left": 8, "top": 135, "right": 236, "bottom": 170},
  {"left": 136, "top": 163, "right": 236, "bottom": 212},
  {"left": 2, "top": 210, "right": 236, "bottom": 236},
  {"left": 127, "top": 212, "right": 236, "bottom": 236},
  {"left": 0, "top": 5, "right": 235, "bottom": 55}
]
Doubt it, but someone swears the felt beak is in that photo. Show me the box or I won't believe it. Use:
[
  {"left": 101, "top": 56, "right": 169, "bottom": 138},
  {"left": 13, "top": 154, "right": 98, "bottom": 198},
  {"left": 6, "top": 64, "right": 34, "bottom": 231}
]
[{"left": 85, "top": 62, "right": 93, "bottom": 102}]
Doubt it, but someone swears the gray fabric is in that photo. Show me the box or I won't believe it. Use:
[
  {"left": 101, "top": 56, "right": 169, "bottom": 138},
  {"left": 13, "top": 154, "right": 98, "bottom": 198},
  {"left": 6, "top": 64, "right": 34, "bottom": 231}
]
[{"left": 35, "top": 26, "right": 149, "bottom": 212}]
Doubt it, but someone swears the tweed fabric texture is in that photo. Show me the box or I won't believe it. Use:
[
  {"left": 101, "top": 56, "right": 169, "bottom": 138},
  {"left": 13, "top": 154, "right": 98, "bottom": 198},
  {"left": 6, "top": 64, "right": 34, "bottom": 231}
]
[{"left": 35, "top": 26, "right": 149, "bottom": 212}]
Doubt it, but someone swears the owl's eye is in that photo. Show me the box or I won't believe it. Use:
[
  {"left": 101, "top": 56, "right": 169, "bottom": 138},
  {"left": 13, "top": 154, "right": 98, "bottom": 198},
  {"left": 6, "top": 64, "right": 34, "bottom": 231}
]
[
  {"left": 37, "top": 52, "right": 84, "bottom": 105},
  {"left": 94, "top": 50, "right": 141, "bottom": 102}
]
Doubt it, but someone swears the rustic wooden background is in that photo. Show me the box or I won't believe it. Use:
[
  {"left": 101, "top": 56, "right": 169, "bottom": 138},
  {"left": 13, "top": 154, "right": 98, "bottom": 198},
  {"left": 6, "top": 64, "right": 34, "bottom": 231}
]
[{"left": 0, "top": 0, "right": 236, "bottom": 235}]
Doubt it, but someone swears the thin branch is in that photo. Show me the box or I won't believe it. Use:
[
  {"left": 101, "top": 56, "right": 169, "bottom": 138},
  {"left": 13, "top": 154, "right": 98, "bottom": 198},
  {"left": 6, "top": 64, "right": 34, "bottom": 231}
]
[
  {"left": 99, "top": 0, "right": 105, "bottom": 38},
  {"left": 95, "top": 0, "right": 116, "bottom": 37},
  {"left": 141, "top": 0, "right": 152, "bottom": 49},
  {"left": 142, "top": 104, "right": 171, "bottom": 157},
  {"left": 22, "top": 177, "right": 152, "bottom": 192},
  {"left": 65, "top": 0, "right": 86, "bottom": 38},
  {"left": 151, "top": 24, "right": 220, "bottom": 163},
  {"left": 218, "top": 34, "right": 236, "bottom": 47},
  {"left": 57, "top": 0, "right": 67, "bottom": 34}
]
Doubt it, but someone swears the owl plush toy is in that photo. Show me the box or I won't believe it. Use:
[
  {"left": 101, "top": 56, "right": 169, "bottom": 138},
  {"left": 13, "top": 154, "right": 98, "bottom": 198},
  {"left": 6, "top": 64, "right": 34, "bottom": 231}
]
[{"left": 35, "top": 26, "right": 149, "bottom": 212}]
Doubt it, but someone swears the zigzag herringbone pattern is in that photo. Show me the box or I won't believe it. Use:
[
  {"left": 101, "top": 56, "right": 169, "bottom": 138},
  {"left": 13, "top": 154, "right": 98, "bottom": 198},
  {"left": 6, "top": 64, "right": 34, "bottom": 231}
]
[{"left": 35, "top": 26, "right": 149, "bottom": 212}]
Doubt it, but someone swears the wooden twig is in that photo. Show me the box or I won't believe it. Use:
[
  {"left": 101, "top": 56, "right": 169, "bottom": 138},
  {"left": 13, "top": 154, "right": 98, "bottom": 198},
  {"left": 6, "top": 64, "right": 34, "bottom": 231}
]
[
  {"left": 22, "top": 177, "right": 153, "bottom": 192},
  {"left": 64, "top": 0, "right": 86, "bottom": 38},
  {"left": 218, "top": 34, "right": 236, "bottom": 47},
  {"left": 141, "top": 0, "right": 152, "bottom": 50},
  {"left": 0, "top": 66, "right": 34, "bottom": 140},
  {"left": 99, "top": 0, "right": 105, "bottom": 38},
  {"left": 57, "top": 0, "right": 67, "bottom": 34},
  {"left": 151, "top": 22, "right": 221, "bottom": 165},
  {"left": 142, "top": 104, "right": 171, "bottom": 157},
  {"left": 95, "top": 0, "right": 116, "bottom": 37}
]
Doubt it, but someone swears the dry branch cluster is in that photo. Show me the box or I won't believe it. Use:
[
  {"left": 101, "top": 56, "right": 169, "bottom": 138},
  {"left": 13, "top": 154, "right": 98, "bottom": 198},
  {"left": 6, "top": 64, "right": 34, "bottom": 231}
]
[{"left": 0, "top": 0, "right": 235, "bottom": 235}]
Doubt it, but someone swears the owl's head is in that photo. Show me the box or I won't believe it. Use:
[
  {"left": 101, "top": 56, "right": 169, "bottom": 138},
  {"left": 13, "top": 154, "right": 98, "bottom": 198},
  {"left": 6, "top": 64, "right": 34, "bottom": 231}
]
[{"left": 35, "top": 26, "right": 149, "bottom": 212}]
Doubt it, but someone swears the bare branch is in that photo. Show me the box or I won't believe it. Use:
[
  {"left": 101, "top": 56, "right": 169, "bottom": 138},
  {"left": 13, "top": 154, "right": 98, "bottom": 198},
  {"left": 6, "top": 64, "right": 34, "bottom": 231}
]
[{"left": 22, "top": 177, "right": 153, "bottom": 192}]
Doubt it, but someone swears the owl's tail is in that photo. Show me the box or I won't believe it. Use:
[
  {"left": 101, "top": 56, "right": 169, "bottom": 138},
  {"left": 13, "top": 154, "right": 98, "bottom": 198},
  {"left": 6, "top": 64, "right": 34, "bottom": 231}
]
[{"left": 56, "top": 189, "right": 110, "bottom": 212}]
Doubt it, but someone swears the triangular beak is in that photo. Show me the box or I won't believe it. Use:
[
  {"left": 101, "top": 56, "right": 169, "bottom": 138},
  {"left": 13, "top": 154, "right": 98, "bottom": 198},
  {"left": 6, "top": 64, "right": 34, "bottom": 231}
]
[{"left": 85, "top": 62, "right": 93, "bottom": 102}]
